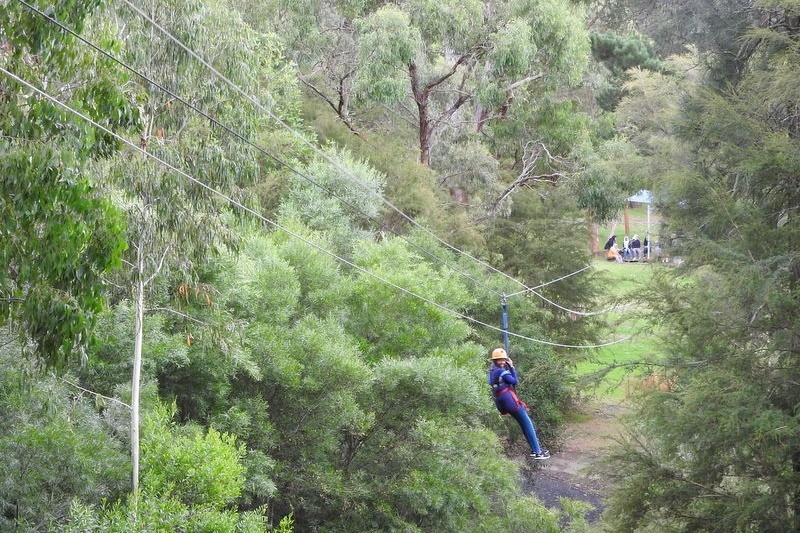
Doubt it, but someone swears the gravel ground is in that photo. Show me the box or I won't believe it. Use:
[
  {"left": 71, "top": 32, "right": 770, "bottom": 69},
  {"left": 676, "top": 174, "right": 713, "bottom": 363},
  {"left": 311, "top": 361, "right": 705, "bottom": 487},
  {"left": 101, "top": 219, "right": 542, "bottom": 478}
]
[
  {"left": 519, "top": 402, "right": 626, "bottom": 524},
  {"left": 522, "top": 465, "right": 606, "bottom": 523}
]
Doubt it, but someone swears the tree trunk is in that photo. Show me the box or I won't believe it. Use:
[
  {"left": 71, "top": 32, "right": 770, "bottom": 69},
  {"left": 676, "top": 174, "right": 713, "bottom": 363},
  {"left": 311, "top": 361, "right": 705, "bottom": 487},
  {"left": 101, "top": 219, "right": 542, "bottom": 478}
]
[
  {"left": 418, "top": 109, "right": 432, "bottom": 166},
  {"left": 131, "top": 240, "right": 145, "bottom": 501},
  {"left": 624, "top": 204, "right": 631, "bottom": 237},
  {"left": 409, "top": 63, "right": 432, "bottom": 166}
]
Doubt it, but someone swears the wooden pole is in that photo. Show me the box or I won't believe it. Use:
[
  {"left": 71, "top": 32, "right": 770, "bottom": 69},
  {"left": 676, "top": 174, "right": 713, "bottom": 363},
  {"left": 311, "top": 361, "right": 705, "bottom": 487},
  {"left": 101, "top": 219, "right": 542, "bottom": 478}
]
[{"left": 623, "top": 204, "right": 631, "bottom": 237}]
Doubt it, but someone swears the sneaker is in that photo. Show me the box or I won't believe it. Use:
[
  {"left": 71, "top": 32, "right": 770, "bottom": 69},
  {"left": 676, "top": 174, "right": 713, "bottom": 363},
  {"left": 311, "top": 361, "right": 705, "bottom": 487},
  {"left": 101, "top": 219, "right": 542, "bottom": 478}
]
[{"left": 529, "top": 450, "right": 551, "bottom": 460}]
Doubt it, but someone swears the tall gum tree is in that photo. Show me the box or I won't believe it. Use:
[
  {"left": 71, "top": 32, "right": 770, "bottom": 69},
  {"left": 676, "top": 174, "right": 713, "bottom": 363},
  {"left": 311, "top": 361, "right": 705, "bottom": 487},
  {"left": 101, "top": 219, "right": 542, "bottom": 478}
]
[
  {"left": 249, "top": 0, "right": 590, "bottom": 198},
  {"left": 96, "top": 0, "right": 301, "bottom": 496}
]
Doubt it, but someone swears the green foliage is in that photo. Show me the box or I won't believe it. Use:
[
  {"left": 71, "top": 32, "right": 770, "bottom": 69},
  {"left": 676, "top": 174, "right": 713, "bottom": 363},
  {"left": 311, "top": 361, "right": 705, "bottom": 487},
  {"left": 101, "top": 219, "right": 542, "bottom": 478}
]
[
  {"left": 488, "top": 18, "right": 536, "bottom": 77},
  {"left": 571, "top": 164, "right": 626, "bottom": 224},
  {"left": 141, "top": 404, "right": 246, "bottom": 507},
  {"left": 516, "top": 0, "right": 591, "bottom": 85},
  {"left": 346, "top": 236, "right": 475, "bottom": 360},
  {"left": 532, "top": 99, "right": 593, "bottom": 156},
  {"left": 1, "top": 2, "right": 615, "bottom": 531},
  {"left": 0, "top": 0, "right": 103, "bottom": 74},
  {"left": 406, "top": 0, "right": 484, "bottom": 47},
  {"left": 0, "top": 338, "right": 128, "bottom": 529},
  {"left": 355, "top": 6, "right": 423, "bottom": 103},
  {"left": 604, "top": 3, "right": 800, "bottom": 530},
  {"left": 212, "top": 227, "right": 571, "bottom": 531},
  {"left": 590, "top": 31, "right": 663, "bottom": 111},
  {"left": 306, "top": 119, "right": 459, "bottom": 244},
  {"left": 0, "top": 142, "right": 126, "bottom": 370},
  {"left": 279, "top": 145, "right": 387, "bottom": 254},
  {"left": 591, "top": 31, "right": 662, "bottom": 76},
  {"left": 251, "top": 0, "right": 592, "bottom": 225},
  {"left": 64, "top": 494, "right": 271, "bottom": 533},
  {"left": 577, "top": 53, "right": 696, "bottom": 228},
  {"left": 431, "top": 137, "right": 501, "bottom": 202},
  {"left": 223, "top": 235, "right": 302, "bottom": 324},
  {"left": 0, "top": 0, "right": 134, "bottom": 368},
  {"left": 61, "top": 403, "right": 277, "bottom": 533},
  {"left": 86, "top": 0, "right": 307, "bottom": 496}
]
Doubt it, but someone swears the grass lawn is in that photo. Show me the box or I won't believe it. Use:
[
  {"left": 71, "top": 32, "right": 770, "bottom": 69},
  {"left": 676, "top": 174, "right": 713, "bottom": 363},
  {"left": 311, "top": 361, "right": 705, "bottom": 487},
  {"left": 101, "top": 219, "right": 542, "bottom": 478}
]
[{"left": 577, "top": 258, "right": 662, "bottom": 403}]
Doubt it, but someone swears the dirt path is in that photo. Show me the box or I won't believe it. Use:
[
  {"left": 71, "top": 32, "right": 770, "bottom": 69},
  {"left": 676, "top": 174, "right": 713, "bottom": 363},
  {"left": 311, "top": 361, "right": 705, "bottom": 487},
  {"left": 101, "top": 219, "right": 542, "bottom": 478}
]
[{"left": 521, "top": 401, "right": 627, "bottom": 523}]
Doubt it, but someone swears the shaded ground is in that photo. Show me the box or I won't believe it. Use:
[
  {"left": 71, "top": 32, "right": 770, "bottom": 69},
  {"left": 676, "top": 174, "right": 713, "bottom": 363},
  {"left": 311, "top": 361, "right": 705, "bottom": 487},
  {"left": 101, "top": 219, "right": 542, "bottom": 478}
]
[{"left": 520, "top": 401, "right": 627, "bottom": 524}]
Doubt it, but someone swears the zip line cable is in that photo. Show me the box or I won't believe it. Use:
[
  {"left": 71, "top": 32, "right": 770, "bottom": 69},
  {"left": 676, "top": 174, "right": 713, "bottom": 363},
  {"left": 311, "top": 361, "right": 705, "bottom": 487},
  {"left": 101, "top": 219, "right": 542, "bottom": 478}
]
[
  {"left": 17, "top": 0, "right": 504, "bottom": 301},
  {"left": 505, "top": 265, "right": 617, "bottom": 316},
  {"left": 113, "top": 0, "right": 586, "bottom": 299},
  {"left": 506, "top": 265, "right": 591, "bottom": 298},
  {"left": 0, "top": 65, "right": 630, "bottom": 349},
  {"left": 502, "top": 265, "right": 615, "bottom": 316},
  {"left": 527, "top": 289, "right": 616, "bottom": 317}
]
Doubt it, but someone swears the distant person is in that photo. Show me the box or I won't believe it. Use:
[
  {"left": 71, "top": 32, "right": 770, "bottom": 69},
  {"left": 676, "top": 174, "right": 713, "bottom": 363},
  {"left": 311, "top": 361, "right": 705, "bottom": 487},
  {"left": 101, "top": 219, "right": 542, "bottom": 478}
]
[
  {"left": 622, "top": 235, "right": 634, "bottom": 261},
  {"left": 610, "top": 243, "right": 623, "bottom": 262},
  {"left": 630, "top": 235, "right": 641, "bottom": 260},
  {"left": 604, "top": 235, "right": 623, "bottom": 263},
  {"left": 488, "top": 348, "right": 550, "bottom": 460}
]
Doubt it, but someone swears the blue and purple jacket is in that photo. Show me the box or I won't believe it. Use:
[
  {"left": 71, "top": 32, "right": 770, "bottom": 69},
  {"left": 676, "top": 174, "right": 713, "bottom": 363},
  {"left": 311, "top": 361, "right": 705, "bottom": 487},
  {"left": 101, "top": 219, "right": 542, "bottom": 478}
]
[{"left": 488, "top": 365, "right": 524, "bottom": 414}]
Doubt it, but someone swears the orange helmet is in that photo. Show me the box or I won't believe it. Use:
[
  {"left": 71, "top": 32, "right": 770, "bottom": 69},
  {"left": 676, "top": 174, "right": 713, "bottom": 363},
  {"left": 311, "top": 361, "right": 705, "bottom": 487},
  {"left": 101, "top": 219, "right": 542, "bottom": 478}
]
[{"left": 490, "top": 347, "right": 508, "bottom": 360}]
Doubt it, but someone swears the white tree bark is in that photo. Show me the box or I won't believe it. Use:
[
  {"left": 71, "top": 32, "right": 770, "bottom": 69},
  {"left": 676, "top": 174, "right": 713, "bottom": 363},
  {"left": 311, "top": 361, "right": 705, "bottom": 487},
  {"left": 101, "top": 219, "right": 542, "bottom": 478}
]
[{"left": 130, "top": 239, "right": 145, "bottom": 500}]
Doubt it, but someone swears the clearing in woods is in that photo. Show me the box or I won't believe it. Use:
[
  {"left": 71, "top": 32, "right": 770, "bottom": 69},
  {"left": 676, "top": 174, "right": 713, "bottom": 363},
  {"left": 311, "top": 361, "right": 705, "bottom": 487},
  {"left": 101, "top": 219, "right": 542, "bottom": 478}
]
[{"left": 524, "top": 237, "right": 662, "bottom": 526}]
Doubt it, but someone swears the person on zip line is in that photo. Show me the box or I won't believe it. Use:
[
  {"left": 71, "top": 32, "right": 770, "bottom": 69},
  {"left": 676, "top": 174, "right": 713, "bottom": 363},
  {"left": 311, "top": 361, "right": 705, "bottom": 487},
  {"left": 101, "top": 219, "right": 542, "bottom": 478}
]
[{"left": 488, "top": 347, "right": 550, "bottom": 460}]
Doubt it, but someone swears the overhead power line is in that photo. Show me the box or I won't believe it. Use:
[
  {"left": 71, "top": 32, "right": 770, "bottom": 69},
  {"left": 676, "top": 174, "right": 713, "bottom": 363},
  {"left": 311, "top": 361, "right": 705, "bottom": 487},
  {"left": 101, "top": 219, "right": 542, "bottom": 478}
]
[{"left": 0, "top": 65, "right": 629, "bottom": 350}]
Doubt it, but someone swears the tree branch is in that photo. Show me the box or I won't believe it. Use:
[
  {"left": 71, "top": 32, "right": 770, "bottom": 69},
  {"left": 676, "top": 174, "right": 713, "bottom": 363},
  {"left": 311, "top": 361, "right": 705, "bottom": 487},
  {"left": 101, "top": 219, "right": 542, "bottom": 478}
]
[
  {"left": 422, "top": 53, "right": 469, "bottom": 91},
  {"left": 146, "top": 306, "right": 211, "bottom": 327},
  {"left": 144, "top": 244, "right": 171, "bottom": 286},
  {"left": 298, "top": 74, "right": 362, "bottom": 136},
  {"left": 473, "top": 142, "right": 573, "bottom": 222},
  {"left": 61, "top": 377, "right": 132, "bottom": 410},
  {"left": 503, "top": 72, "right": 545, "bottom": 92}
]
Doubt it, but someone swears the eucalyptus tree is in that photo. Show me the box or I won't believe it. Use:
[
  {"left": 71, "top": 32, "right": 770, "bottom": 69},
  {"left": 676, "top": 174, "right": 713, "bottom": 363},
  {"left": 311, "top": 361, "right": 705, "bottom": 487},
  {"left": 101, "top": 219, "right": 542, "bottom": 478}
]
[
  {"left": 0, "top": 0, "right": 131, "bottom": 369},
  {"left": 603, "top": 2, "right": 800, "bottom": 530},
  {"left": 249, "top": 0, "right": 590, "bottom": 207},
  {"left": 93, "top": 0, "right": 302, "bottom": 495}
]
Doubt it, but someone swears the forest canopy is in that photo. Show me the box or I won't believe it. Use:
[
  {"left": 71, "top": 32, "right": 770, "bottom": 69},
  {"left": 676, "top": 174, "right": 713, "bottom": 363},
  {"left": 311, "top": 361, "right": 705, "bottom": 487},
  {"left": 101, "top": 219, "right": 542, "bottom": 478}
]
[{"left": 2, "top": 0, "right": 799, "bottom": 531}]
